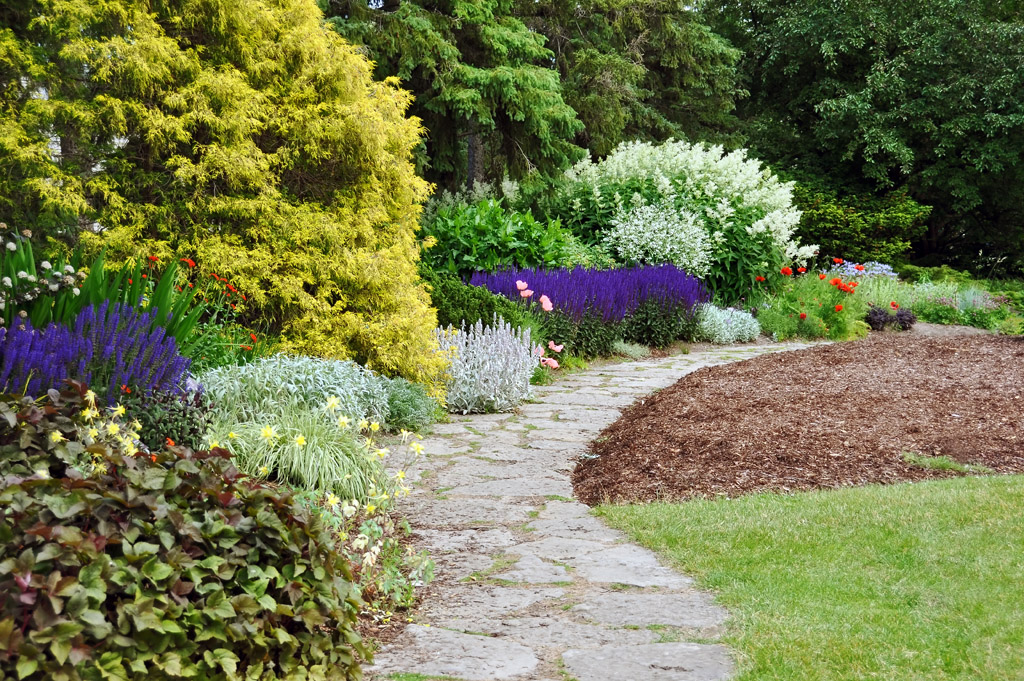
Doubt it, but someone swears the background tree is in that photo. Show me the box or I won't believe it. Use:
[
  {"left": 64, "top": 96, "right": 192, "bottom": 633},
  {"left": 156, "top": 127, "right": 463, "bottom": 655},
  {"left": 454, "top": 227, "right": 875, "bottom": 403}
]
[
  {"left": 321, "top": 0, "right": 584, "bottom": 188},
  {"left": 702, "top": 0, "right": 1024, "bottom": 273},
  {"left": 520, "top": 0, "right": 745, "bottom": 157},
  {"left": 0, "top": 0, "right": 445, "bottom": 383}
]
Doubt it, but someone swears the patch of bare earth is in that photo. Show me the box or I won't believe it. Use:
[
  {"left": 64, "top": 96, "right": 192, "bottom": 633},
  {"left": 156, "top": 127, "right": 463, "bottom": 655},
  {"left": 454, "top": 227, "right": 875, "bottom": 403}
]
[{"left": 573, "top": 333, "right": 1024, "bottom": 505}]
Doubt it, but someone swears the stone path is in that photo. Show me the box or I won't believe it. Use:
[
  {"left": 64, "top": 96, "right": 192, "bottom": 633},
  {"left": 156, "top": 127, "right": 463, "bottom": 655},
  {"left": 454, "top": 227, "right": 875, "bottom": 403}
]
[{"left": 368, "top": 342, "right": 817, "bottom": 681}]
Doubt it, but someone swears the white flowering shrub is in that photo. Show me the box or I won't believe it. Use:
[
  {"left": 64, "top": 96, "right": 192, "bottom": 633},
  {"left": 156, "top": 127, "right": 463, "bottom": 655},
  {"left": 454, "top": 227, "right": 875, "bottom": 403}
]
[
  {"left": 605, "top": 203, "right": 712, "bottom": 276},
  {"left": 434, "top": 316, "right": 538, "bottom": 414},
  {"left": 551, "top": 139, "right": 818, "bottom": 301},
  {"left": 696, "top": 303, "right": 761, "bottom": 344}
]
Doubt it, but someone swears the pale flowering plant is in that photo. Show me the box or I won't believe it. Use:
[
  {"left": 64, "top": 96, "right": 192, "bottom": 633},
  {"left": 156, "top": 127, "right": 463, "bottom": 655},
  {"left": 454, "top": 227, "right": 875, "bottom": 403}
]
[
  {"left": 0, "top": 228, "right": 86, "bottom": 328},
  {"left": 695, "top": 303, "right": 761, "bottom": 344},
  {"left": 605, "top": 202, "right": 713, "bottom": 276}
]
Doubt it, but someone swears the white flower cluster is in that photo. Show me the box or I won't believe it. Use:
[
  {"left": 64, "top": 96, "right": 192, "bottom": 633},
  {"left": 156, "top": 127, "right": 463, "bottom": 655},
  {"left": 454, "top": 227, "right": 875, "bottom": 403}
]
[
  {"left": 563, "top": 139, "right": 817, "bottom": 267},
  {"left": 696, "top": 304, "right": 761, "bottom": 344},
  {"left": 434, "top": 316, "right": 537, "bottom": 414},
  {"left": 605, "top": 203, "right": 712, "bottom": 276}
]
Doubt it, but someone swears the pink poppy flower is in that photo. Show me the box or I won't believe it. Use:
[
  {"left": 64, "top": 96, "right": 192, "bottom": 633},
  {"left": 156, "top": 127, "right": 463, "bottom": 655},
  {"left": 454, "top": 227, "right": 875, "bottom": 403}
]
[
  {"left": 539, "top": 294, "right": 553, "bottom": 311},
  {"left": 544, "top": 358, "right": 560, "bottom": 369},
  {"left": 520, "top": 289, "right": 534, "bottom": 298},
  {"left": 516, "top": 280, "right": 528, "bottom": 291},
  {"left": 548, "top": 340, "right": 563, "bottom": 353}
]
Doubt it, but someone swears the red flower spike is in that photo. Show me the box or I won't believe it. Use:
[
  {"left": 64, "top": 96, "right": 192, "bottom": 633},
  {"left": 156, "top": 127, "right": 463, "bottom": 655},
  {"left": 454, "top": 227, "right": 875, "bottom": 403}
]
[
  {"left": 226, "top": 284, "right": 237, "bottom": 293},
  {"left": 180, "top": 258, "right": 196, "bottom": 268}
]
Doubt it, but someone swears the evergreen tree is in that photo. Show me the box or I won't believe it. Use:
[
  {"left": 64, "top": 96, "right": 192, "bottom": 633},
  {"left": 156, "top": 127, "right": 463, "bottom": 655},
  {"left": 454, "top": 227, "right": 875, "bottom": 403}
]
[
  {"left": 520, "top": 0, "right": 744, "bottom": 157},
  {"left": 322, "top": 0, "right": 584, "bottom": 188},
  {"left": 0, "top": 0, "right": 445, "bottom": 382}
]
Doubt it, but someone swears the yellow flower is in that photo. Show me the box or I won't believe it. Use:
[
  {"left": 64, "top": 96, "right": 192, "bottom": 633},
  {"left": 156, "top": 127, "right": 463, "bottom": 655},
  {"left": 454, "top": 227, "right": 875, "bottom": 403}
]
[
  {"left": 130, "top": 420, "right": 142, "bottom": 432},
  {"left": 259, "top": 465, "right": 269, "bottom": 475},
  {"left": 325, "top": 396, "right": 340, "bottom": 411},
  {"left": 87, "top": 427, "right": 99, "bottom": 439},
  {"left": 294, "top": 434, "right": 306, "bottom": 447},
  {"left": 106, "top": 423, "right": 120, "bottom": 436},
  {"left": 209, "top": 440, "right": 220, "bottom": 449},
  {"left": 374, "top": 447, "right": 389, "bottom": 459},
  {"left": 369, "top": 422, "right": 380, "bottom": 432},
  {"left": 49, "top": 430, "right": 65, "bottom": 443},
  {"left": 358, "top": 419, "right": 369, "bottom": 431},
  {"left": 260, "top": 425, "right": 278, "bottom": 441},
  {"left": 325, "top": 493, "right": 340, "bottom": 507},
  {"left": 365, "top": 504, "right": 377, "bottom": 515},
  {"left": 337, "top": 416, "right": 350, "bottom": 429},
  {"left": 410, "top": 442, "right": 425, "bottom": 456},
  {"left": 91, "top": 461, "right": 108, "bottom": 474},
  {"left": 84, "top": 390, "right": 97, "bottom": 406},
  {"left": 80, "top": 408, "right": 96, "bottom": 421},
  {"left": 111, "top": 404, "right": 126, "bottom": 417},
  {"left": 228, "top": 431, "right": 237, "bottom": 439},
  {"left": 394, "top": 470, "right": 406, "bottom": 480},
  {"left": 399, "top": 429, "right": 411, "bottom": 443}
]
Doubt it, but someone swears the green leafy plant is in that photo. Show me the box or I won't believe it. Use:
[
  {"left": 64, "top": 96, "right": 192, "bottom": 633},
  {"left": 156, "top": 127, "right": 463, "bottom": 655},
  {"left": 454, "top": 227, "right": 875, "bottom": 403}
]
[
  {"left": 0, "top": 383, "right": 367, "bottom": 681},
  {"left": 120, "top": 387, "right": 214, "bottom": 452},
  {"left": 420, "top": 269, "right": 535, "bottom": 331},
  {"left": 421, "top": 200, "right": 576, "bottom": 277},
  {"left": 754, "top": 269, "right": 870, "bottom": 341}
]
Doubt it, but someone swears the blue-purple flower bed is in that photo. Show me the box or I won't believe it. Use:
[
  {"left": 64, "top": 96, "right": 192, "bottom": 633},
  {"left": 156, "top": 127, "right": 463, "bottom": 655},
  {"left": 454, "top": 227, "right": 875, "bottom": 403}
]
[
  {"left": 469, "top": 265, "right": 710, "bottom": 355},
  {"left": 0, "top": 301, "right": 189, "bottom": 401}
]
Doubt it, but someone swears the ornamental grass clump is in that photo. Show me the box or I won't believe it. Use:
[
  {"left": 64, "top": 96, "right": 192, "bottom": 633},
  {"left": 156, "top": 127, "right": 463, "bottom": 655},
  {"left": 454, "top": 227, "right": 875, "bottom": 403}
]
[
  {"left": 434, "top": 316, "right": 538, "bottom": 413},
  {"left": 696, "top": 304, "right": 761, "bottom": 344},
  {"left": 0, "top": 383, "right": 367, "bottom": 681},
  {"left": 0, "top": 301, "right": 189, "bottom": 401}
]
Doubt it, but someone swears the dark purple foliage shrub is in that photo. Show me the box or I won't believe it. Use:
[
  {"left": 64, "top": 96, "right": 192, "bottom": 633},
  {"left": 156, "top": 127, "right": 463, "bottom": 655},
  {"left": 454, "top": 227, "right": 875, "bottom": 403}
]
[
  {"left": 864, "top": 304, "right": 918, "bottom": 332},
  {"left": 0, "top": 301, "right": 189, "bottom": 401},
  {"left": 469, "top": 265, "right": 710, "bottom": 323}
]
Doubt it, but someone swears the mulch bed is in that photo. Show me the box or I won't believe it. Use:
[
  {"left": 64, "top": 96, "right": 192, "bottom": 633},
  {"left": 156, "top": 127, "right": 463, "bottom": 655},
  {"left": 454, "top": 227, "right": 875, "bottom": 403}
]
[{"left": 573, "top": 332, "right": 1024, "bottom": 505}]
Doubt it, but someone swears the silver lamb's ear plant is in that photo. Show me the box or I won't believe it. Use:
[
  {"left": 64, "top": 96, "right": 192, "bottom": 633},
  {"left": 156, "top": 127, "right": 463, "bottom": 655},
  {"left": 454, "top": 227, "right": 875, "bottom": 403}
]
[{"left": 434, "top": 314, "right": 537, "bottom": 414}]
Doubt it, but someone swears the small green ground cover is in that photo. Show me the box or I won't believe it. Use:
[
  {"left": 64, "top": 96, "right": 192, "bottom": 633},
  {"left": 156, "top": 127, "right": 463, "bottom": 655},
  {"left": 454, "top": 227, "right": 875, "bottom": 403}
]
[{"left": 598, "top": 475, "right": 1024, "bottom": 681}]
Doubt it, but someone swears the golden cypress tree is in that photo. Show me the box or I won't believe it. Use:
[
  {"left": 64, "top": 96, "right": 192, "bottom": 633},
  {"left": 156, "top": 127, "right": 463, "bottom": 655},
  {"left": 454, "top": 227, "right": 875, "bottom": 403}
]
[{"left": 0, "top": 0, "right": 443, "bottom": 383}]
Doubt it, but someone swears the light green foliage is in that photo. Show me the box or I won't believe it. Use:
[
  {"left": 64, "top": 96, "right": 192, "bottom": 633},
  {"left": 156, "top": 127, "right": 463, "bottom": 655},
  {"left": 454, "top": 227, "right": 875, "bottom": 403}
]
[
  {"left": 790, "top": 181, "right": 931, "bottom": 267},
  {"left": 599, "top": 475, "right": 1024, "bottom": 680},
  {"left": 520, "top": 0, "right": 743, "bottom": 157},
  {"left": 548, "top": 139, "right": 815, "bottom": 302},
  {"left": 612, "top": 340, "right": 653, "bottom": 359},
  {"left": 705, "top": 0, "right": 1024, "bottom": 275},
  {"left": 755, "top": 273, "right": 869, "bottom": 341},
  {"left": 323, "top": 0, "right": 584, "bottom": 185},
  {"left": 420, "top": 268, "right": 537, "bottom": 331},
  {"left": 421, "top": 199, "right": 576, "bottom": 277},
  {"left": 200, "top": 354, "right": 438, "bottom": 431},
  {"left": 0, "top": 0, "right": 443, "bottom": 383},
  {"left": 696, "top": 304, "right": 761, "bottom": 343}
]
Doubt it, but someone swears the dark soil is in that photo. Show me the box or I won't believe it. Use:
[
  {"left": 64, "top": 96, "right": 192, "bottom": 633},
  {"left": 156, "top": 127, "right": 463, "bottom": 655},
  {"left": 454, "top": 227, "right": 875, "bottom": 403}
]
[{"left": 573, "top": 333, "right": 1024, "bottom": 505}]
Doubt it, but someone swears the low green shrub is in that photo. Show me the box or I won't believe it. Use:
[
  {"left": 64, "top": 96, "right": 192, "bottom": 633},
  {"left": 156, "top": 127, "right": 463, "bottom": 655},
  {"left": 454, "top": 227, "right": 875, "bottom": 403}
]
[
  {"left": 121, "top": 387, "right": 214, "bottom": 452},
  {"left": 754, "top": 270, "right": 870, "bottom": 341},
  {"left": 896, "top": 264, "right": 974, "bottom": 284},
  {"left": 620, "top": 299, "right": 693, "bottom": 348},
  {"left": 0, "top": 384, "right": 367, "bottom": 681},
  {"left": 611, "top": 340, "right": 652, "bottom": 359},
  {"left": 384, "top": 378, "right": 439, "bottom": 432},
  {"left": 421, "top": 269, "right": 533, "bottom": 331}
]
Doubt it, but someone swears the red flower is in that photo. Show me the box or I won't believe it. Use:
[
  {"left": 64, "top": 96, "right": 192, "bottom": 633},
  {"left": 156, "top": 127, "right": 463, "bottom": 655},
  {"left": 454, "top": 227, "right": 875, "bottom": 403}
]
[
  {"left": 166, "top": 437, "right": 175, "bottom": 447},
  {"left": 799, "top": 312, "right": 807, "bottom": 320},
  {"left": 855, "top": 264, "right": 865, "bottom": 271},
  {"left": 176, "top": 285, "right": 182, "bottom": 292},
  {"left": 151, "top": 454, "right": 157, "bottom": 463},
  {"left": 829, "top": 277, "right": 842, "bottom": 286},
  {"left": 230, "top": 303, "right": 236, "bottom": 309},
  {"left": 833, "top": 257, "right": 844, "bottom": 264},
  {"left": 241, "top": 344, "right": 252, "bottom": 351},
  {"left": 819, "top": 273, "right": 826, "bottom": 280},
  {"left": 128, "top": 278, "right": 133, "bottom": 285},
  {"left": 148, "top": 255, "right": 159, "bottom": 262},
  {"left": 210, "top": 273, "right": 220, "bottom": 280},
  {"left": 188, "top": 283, "right": 194, "bottom": 288},
  {"left": 797, "top": 267, "right": 806, "bottom": 273},
  {"left": 180, "top": 258, "right": 196, "bottom": 268},
  {"left": 755, "top": 275, "right": 766, "bottom": 282},
  {"left": 835, "top": 304, "right": 843, "bottom": 312},
  {"left": 780, "top": 267, "right": 793, "bottom": 276},
  {"left": 241, "top": 294, "right": 246, "bottom": 301},
  {"left": 141, "top": 274, "right": 147, "bottom": 279},
  {"left": 250, "top": 333, "right": 258, "bottom": 343},
  {"left": 226, "top": 284, "right": 237, "bottom": 293},
  {"left": 891, "top": 301, "right": 899, "bottom": 309}
]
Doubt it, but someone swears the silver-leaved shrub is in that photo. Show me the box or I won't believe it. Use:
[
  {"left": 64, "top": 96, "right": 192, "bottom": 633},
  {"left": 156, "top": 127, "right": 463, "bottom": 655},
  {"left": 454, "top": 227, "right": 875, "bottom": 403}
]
[
  {"left": 435, "top": 316, "right": 538, "bottom": 414},
  {"left": 696, "top": 303, "right": 761, "bottom": 344}
]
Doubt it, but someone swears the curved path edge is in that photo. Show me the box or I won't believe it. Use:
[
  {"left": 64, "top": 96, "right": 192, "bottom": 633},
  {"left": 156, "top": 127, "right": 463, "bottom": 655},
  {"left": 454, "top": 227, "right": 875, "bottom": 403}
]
[{"left": 368, "top": 342, "right": 819, "bottom": 681}]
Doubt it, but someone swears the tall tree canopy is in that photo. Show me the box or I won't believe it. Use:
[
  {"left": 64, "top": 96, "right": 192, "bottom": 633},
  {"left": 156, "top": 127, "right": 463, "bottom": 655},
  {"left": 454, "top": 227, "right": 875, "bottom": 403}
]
[
  {"left": 520, "top": 0, "right": 744, "bottom": 157},
  {"left": 0, "top": 0, "right": 445, "bottom": 382},
  {"left": 702, "top": 0, "right": 1024, "bottom": 270},
  {"left": 321, "top": 0, "right": 585, "bottom": 187}
]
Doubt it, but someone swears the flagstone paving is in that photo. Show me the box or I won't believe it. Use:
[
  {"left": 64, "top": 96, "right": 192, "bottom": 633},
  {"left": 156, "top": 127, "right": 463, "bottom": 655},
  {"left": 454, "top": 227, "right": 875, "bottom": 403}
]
[{"left": 368, "top": 342, "right": 817, "bottom": 681}]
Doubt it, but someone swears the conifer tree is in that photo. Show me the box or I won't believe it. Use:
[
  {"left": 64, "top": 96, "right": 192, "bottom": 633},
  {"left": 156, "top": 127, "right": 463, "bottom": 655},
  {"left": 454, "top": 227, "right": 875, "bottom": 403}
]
[{"left": 0, "top": 0, "right": 444, "bottom": 382}]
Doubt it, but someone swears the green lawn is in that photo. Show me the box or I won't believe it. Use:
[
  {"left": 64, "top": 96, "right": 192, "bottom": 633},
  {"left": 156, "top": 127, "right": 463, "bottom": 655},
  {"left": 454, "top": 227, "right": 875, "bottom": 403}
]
[{"left": 597, "top": 476, "right": 1024, "bottom": 681}]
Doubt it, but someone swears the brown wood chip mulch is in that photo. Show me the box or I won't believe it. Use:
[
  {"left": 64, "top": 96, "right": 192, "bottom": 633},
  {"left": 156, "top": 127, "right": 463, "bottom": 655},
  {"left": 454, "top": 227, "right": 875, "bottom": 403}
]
[{"left": 572, "top": 333, "right": 1024, "bottom": 505}]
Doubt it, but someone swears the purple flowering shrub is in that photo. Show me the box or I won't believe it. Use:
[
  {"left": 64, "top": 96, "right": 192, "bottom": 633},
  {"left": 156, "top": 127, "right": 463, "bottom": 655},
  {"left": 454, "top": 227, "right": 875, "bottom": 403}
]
[
  {"left": 0, "top": 301, "right": 189, "bottom": 402},
  {"left": 470, "top": 265, "right": 710, "bottom": 355}
]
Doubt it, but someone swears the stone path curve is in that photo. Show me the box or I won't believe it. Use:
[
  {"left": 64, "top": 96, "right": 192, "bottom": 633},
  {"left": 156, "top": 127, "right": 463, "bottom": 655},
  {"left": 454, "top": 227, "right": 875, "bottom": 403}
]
[{"left": 369, "top": 342, "right": 817, "bottom": 681}]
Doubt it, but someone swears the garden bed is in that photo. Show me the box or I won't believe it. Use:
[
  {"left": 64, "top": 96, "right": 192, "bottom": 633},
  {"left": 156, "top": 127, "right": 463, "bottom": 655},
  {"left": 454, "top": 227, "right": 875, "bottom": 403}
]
[{"left": 574, "top": 331, "right": 1024, "bottom": 504}]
